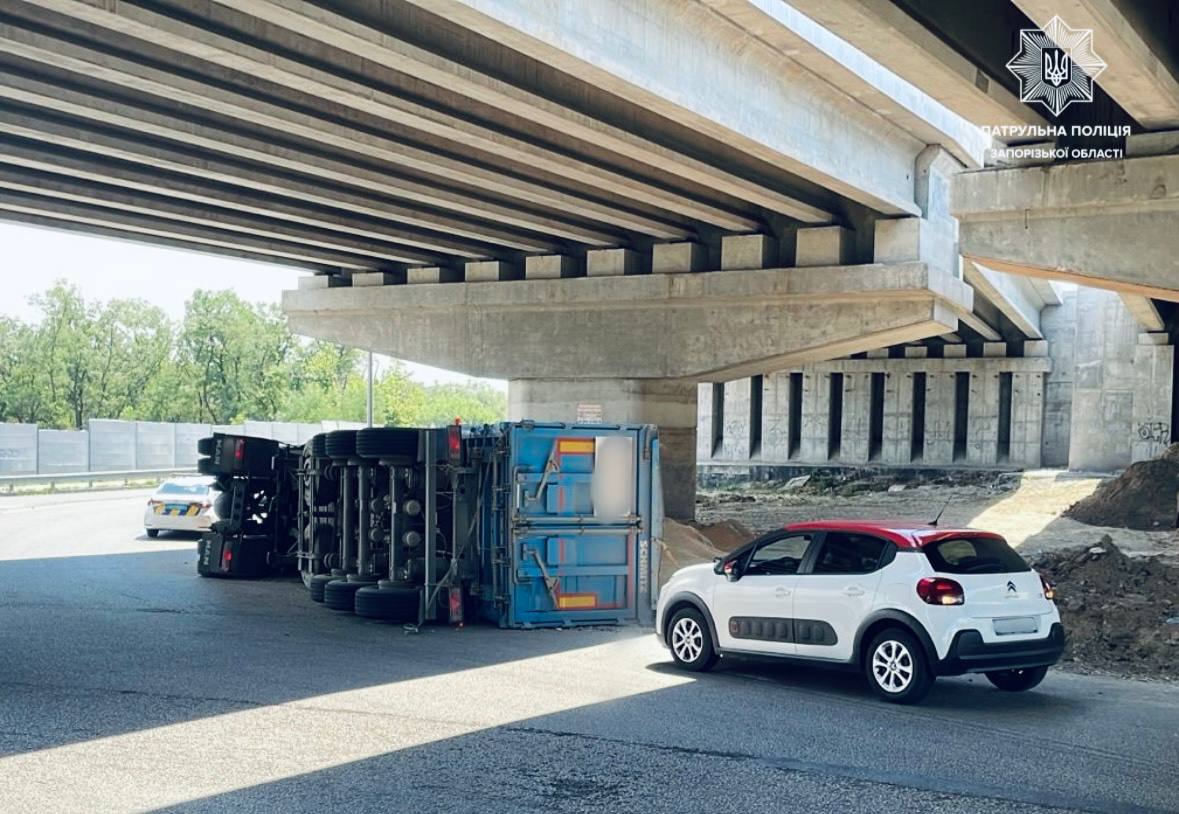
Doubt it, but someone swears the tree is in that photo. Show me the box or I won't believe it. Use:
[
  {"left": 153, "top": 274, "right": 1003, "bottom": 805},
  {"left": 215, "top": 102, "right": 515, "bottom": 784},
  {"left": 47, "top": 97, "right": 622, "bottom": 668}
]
[
  {"left": 176, "top": 290, "right": 295, "bottom": 424},
  {"left": 416, "top": 382, "right": 506, "bottom": 426}
]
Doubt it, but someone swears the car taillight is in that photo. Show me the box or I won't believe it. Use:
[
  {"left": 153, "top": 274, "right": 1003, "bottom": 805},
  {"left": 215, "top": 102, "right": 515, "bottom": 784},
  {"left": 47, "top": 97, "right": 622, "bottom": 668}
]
[
  {"left": 1039, "top": 573, "right": 1056, "bottom": 601},
  {"left": 199, "top": 501, "right": 212, "bottom": 510},
  {"left": 916, "top": 577, "right": 964, "bottom": 605}
]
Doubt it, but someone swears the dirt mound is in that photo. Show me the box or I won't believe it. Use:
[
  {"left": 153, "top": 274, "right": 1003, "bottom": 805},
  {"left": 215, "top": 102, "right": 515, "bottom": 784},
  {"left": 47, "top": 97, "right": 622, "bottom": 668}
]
[
  {"left": 1032, "top": 538, "right": 1179, "bottom": 680},
  {"left": 1064, "top": 459, "right": 1179, "bottom": 530},
  {"left": 659, "top": 519, "right": 753, "bottom": 587}
]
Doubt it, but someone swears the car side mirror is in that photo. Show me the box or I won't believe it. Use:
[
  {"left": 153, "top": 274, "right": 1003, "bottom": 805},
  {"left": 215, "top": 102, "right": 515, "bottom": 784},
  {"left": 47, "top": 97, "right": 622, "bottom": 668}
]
[{"left": 722, "top": 559, "right": 741, "bottom": 582}]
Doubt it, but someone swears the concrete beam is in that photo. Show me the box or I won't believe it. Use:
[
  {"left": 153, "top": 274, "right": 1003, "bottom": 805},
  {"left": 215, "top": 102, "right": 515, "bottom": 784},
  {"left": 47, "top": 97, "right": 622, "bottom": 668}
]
[
  {"left": 0, "top": 210, "right": 337, "bottom": 273},
  {"left": 0, "top": 139, "right": 461, "bottom": 265},
  {"left": 953, "top": 155, "right": 1179, "bottom": 301},
  {"left": 0, "top": 191, "right": 382, "bottom": 269},
  {"left": 213, "top": 0, "right": 830, "bottom": 224},
  {"left": 962, "top": 260, "right": 1044, "bottom": 338},
  {"left": 1119, "top": 294, "right": 1166, "bottom": 331},
  {"left": 0, "top": 166, "right": 420, "bottom": 266},
  {"left": 399, "top": 0, "right": 925, "bottom": 215},
  {"left": 698, "top": 0, "right": 991, "bottom": 168},
  {"left": 0, "top": 109, "right": 546, "bottom": 255},
  {"left": 786, "top": 0, "right": 1047, "bottom": 133},
  {"left": 1012, "top": 0, "right": 1179, "bottom": 129},
  {"left": 19, "top": 0, "right": 754, "bottom": 232},
  {"left": 0, "top": 26, "right": 662, "bottom": 243},
  {"left": 283, "top": 262, "right": 971, "bottom": 380}
]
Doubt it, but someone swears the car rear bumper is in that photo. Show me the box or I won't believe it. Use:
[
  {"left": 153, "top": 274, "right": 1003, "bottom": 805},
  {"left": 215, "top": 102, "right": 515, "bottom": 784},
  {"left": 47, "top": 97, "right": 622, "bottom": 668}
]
[
  {"left": 144, "top": 511, "right": 214, "bottom": 532},
  {"left": 937, "top": 623, "right": 1065, "bottom": 676}
]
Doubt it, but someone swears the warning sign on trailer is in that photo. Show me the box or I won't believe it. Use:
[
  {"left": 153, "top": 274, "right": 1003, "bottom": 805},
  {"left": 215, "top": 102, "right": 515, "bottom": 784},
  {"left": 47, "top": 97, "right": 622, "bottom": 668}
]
[{"left": 576, "top": 402, "right": 604, "bottom": 423}]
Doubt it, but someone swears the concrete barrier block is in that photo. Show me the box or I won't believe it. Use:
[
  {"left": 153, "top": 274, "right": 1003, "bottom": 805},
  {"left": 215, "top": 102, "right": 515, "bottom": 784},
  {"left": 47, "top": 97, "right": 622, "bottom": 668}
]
[
  {"left": 174, "top": 423, "right": 212, "bottom": 467},
  {"left": 37, "top": 429, "right": 89, "bottom": 474},
  {"left": 983, "top": 342, "right": 1008, "bottom": 358},
  {"left": 465, "top": 260, "right": 520, "bottom": 282},
  {"left": 903, "top": 346, "right": 928, "bottom": 358},
  {"left": 353, "top": 271, "right": 406, "bottom": 286},
  {"left": 88, "top": 419, "right": 136, "bottom": 471},
  {"left": 135, "top": 421, "right": 176, "bottom": 469},
  {"left": 0, "top": 423, "right": 38, "bottom": 475},
  {"left": 943, "top": 344, "right": 967, "bottom": 358}
]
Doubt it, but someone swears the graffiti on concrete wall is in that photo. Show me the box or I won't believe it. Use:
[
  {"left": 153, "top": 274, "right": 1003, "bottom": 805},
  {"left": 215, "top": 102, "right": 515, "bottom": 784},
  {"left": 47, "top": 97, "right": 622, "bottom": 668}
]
[{"left": 1136, "top": 421, "right": 1171, "bottom": 448}]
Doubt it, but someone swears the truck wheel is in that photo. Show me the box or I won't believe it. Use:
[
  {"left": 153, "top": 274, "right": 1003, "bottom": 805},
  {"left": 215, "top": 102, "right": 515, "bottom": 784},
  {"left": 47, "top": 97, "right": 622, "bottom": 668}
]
[
  {"left": 865, "top": 628, "right": 934, "bottom": 704},
  {"left": 986, "top": 666, "right": 1049, "bottom": 692},
  {"left": 197, "top": 436, "right": 215, "bottom": 456},
  {"left": 310, "top": 433, "right": 328, "bottom": 458},
  {"left": 309, "top": 573, "right": 335, "bottom": 603},
  {"left": 354, "top": 584, "right": 420, "bottom": 621},
  {"left": 323, "top": 578, "right": 366, "bottom": 611},
  {"left": 197, "top": 458, "right": 217, "bottom": 475},
  {"left": 325, "top": 430, "right": 358, "bottom": 460},
  {"left": 356, "top": 428, "right": 418, "bottom": 459}
]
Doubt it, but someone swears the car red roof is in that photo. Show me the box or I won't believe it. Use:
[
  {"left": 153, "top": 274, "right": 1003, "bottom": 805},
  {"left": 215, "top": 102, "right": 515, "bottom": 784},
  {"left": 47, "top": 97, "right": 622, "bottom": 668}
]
[{"left": 783, "top": 519, "right": 1004, "bottom": 549}]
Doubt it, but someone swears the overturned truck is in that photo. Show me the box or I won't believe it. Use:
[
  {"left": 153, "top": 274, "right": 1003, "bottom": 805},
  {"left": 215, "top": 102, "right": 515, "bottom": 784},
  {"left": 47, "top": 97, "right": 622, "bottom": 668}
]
[{"left": 195, "top": 422, "right": 663, "bottom": 629}]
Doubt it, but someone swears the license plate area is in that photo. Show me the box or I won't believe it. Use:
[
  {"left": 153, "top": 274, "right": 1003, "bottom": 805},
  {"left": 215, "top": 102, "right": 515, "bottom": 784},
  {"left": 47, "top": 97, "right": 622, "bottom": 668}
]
[{"left": 993, "top": 616, "right": 1038, "bottom": 636}]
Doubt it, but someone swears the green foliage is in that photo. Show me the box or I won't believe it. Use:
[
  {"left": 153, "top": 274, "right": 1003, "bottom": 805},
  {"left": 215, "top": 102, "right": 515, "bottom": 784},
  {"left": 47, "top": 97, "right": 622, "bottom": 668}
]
[{"left": 0, "top": 280, "right": 506, "bottom": 429}]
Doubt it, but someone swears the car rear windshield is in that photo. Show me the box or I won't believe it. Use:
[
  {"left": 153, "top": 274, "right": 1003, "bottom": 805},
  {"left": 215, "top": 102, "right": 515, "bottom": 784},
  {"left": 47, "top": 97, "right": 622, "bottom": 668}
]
[
  {"left": 158, "top": 482, "right": 209, "bottom": 496},
  {"left": 923, "top": 536, "right": 1030, "bottom": 575}
]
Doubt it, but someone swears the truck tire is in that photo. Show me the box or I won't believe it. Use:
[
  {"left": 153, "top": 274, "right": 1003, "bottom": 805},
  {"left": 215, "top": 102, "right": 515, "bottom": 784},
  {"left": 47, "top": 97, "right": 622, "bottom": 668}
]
[
  {"left": 197, "top": 458, "right": 217, "bottom": 475},
  {"left": 325, "top": 430, "right": 358, "bottom": 460},
  {"left": 356, "top": 428, "right": 418, "bottom": 459},
  {"left": 310, "top": 433, "right": 328, "bottom": 458},
  {"left": 323, "top": 578, "right": 366, "bottom": 611},
  {"left": 309, "top": 573, "right": 335, "bottom": 603},
  {"left": 197, "top": 436, "right": 215, "bottom": 456},
  {"left": 354, "top": 584, "right": 420, "bottom": 622}
]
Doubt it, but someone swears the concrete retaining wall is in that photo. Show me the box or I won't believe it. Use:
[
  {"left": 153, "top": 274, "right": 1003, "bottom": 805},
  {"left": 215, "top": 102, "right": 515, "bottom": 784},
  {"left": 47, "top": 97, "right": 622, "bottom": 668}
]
[
  {"left": 135, "top": 422, "right": 176, "bottom": 470},
  {"left": 87, "top": 419, "right": 137, "bottom": 471}
]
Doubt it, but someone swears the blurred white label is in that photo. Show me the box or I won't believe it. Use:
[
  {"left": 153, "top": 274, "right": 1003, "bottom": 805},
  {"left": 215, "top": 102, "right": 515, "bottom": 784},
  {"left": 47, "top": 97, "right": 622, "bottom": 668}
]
[
  {"left": 576, "top": 402, "right": 603, "bottom": 423},
  {"left": 591, "top": 435, "right": 634, "bottom": 518}
]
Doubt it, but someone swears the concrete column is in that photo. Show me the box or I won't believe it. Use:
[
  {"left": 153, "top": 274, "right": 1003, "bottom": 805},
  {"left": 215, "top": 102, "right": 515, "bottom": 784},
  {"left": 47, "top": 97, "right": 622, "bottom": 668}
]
[
  {"left": 720, "top": 378, "right": 752, "bottom": 460},
  {"left": 761, "top": 372, "right": 791, "bottom": 461},
  {"left": 1010, "top": 372, "right": 1045, "bottom": 468},
  {"left": 696, "top": 383, "right": 714, "bottom": 461},
  {"left": 1131, "top": 334, "right": 1175, "bottom": 462},
  {"left": 800, "top": 368, "right": 829, "bottom": 462},
  {"left": 882, "top": 370, "right": 912, "bottom": 465},
  {"left": 967, "top": 370, "right": 999, "bottom": 467},
  {"left": 841, "top": 372, "right": 872, "bottom": 463},
  {"left": 1068, "top": 288, "right": 1138, "bottom": 471},
  {"left": 923, "top": 372, "right": 955, "bottom": 465},
  {"left": 508, "top": 378, "right": 698, "bottom": 520},
  {"left": 1040, "top": 289, "right": 1076, "bottom": 467}
]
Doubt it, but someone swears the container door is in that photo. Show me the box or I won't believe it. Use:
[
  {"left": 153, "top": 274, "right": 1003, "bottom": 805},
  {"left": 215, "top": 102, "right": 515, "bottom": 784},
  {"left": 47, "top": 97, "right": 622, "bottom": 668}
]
[{"left": 507, "top": 424, "right": 646, "bottom": 627}]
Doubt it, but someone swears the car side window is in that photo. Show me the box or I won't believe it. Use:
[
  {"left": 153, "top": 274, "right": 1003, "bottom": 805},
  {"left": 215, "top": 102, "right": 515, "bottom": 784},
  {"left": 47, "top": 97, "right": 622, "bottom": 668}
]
[
  {"left": 810, "top": 533, "right": 888, "bottom": 575},
  {"left": 744, "top": 534, "right": 812, "bottom": 576}
]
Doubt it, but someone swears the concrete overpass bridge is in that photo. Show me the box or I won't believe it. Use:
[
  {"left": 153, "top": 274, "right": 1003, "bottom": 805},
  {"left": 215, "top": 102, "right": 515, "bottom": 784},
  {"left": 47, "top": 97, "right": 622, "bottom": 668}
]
[{"left": 2, "top": 0, "right": 1176, "bottom": 515}]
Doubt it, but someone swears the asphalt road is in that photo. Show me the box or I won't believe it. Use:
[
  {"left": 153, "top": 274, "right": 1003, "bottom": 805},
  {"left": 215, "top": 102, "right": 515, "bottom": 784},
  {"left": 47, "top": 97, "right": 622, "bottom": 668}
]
[{"left": 0, "top": 489, "right": 1176, "bottom": 814}]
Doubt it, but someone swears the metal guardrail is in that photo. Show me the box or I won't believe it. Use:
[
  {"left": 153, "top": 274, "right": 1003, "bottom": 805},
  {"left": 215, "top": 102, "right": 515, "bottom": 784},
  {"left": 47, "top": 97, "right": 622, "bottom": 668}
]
[{"left": 0, "top": 468, "right": 197, "bottom": 493}]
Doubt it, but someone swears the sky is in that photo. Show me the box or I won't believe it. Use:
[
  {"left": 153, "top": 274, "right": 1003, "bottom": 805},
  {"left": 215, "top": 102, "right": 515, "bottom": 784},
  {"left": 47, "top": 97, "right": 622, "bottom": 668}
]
[{"left": 0, "top": 222, "right": 505, "bottom": 390}]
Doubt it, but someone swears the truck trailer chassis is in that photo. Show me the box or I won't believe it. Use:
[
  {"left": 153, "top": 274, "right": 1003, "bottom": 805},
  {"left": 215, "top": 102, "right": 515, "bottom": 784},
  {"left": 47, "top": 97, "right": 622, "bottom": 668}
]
[{"left": 196, "top": 422, "right": 663, "bottom": 629}]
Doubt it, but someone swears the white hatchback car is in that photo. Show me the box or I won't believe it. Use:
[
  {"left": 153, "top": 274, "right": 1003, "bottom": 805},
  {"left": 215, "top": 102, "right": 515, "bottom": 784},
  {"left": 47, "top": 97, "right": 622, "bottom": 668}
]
[
  {"left": 656, "top": 520, "right": 1064, "bottom": 704},
  {"left": 144, "top": 476, "right": 218, "bottom": 538}
]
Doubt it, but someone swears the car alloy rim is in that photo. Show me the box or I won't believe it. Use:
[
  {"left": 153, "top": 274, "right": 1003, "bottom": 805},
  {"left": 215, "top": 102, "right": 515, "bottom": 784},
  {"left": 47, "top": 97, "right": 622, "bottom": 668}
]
[
  {"left": 872, "top": 639, "right": 914, "bottom": 693},
  {"left": 671, "top": 616, "right": 704, "bottom": 663}
]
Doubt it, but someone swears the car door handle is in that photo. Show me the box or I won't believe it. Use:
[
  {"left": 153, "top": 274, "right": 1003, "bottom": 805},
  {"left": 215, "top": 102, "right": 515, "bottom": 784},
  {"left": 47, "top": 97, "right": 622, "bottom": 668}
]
[
  {"left": 843, "top": 586, "right": 866, "bottom": 597},
  {"left": 774, "top": 588, "right": 791, "bottom": 597}
]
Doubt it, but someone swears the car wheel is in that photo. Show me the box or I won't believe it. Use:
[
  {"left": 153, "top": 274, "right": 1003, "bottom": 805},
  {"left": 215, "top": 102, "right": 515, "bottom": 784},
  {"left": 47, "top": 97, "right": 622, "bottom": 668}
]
[
  {"left": 985, "top": 665, "right": 1049, "bottom": 692},
  {"left": 865, "top": 628, "right": 933, "bottom": 704},
  {"left": 667, "top": 607, "right": 718, "bottom": 672},
  {"left": 146, "top": 529, "right": 160, "bottom": 539}
]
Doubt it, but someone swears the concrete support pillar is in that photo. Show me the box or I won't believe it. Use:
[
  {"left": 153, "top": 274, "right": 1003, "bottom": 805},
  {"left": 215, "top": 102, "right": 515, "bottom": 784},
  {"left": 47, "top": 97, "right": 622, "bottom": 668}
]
[
  {"left": 1068, "top": 288, "right": 1138, "bottom": 471},
  {"left": 1010, "top": 372, "right": 1045, "bottom": 468},
  {"left": 923, "top": 372, "right": 955, "bottom": 465},
  {"left": 761, "top": 372, "right": 791, "bottom": 460},
  {"left": 841, "top": 372, "right": 872, "bottom": 463},
  {"left": 1131, "top": 334, "right": 1175, "bottom": 462},
  {"left": 800, "top": 369, "right": 829, "bottom": 462},
  {"left": 720, "top": 378, "right": 751, "bottom": 460},
  {"left": 508, "top": 378, "right": 698, "bottom": 519},
  {"left": 966, "top": 370, "right": 999, "bottom": 466},
  {"left": 882, "top": 370, "right": 912, "bottom": 465}
]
